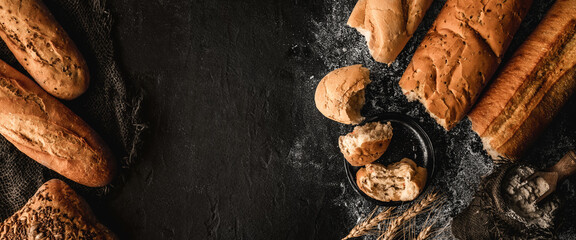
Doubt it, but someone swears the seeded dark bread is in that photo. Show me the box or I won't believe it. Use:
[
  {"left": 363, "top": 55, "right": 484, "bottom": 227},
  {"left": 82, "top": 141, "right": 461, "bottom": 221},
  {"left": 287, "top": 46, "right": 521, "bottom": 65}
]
[
  {"left": 0, "top": 0, "right": 89, "bottom": 100},
  {"left": 339, "top": 121, "right": 393, "bottom": 166},
  {"left": 347, "top": 0, "right": 433, "bottom": 64},
  {"left": 398, "top": 0, "right": 532, "bottom": 130},
  {"left": 314, "top": 65, "right": 370, "bottom": 125},
  {"left": 0, "top": 59, "right": 115, "bottom": 187},
  {"left": 0, "top": 179, "right": 117, "bottom": 239},
  {"left": 468, "top": 0, "right": 576, "bottom": 161}
]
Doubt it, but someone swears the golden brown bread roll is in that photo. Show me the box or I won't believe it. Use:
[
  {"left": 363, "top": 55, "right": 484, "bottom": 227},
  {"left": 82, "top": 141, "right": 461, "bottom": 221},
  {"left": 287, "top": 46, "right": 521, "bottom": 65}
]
[
  {"left": 356, "top": 158, "right": 427, "bottom": 202},
  {"left": 0, "top": 0, "right": 90, "bottom": 100},
  {"left": 347, "top": 0, "right": 433, "bottom": 64},
  {"left": 339, "top": 121, "right": 393, "bottom": 166},
  {"left": 399, "top": 0, "right": 532, "bottom": 130},
  {"left": 0, "top": 179, "right": 117, "bottom": 239},
  {"left": 314, "top": 65, "right": 370, "bottom": 125},
  {"left": 468, "top": 0, "right": 576, "bottom": 161},
  {"left": 0, "top": 59, "right": 115, "bottom": 187}
]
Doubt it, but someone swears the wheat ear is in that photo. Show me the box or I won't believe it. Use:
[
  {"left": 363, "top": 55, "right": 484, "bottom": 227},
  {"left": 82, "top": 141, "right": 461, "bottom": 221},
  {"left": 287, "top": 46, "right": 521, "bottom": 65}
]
[
  {"left": 342, "top": 207, "right": 395, "bottom": 240},
  {"left": 378, "top": 191, "right": 440, "bottom": 240}
]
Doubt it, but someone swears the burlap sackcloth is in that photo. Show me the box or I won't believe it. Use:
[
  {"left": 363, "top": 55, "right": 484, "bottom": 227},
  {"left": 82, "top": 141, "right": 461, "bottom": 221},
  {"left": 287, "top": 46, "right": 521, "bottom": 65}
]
[
  {"left": 0, "top": 0, "right": 145, "bottom": 219},
  {"left": 452, "top": 164, "right": 556, "bottom": 239}
]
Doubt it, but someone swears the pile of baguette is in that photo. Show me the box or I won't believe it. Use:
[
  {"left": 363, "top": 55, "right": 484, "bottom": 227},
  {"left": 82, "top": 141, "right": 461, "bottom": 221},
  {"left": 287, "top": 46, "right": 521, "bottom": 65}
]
[
  {"left": 316, "top": 0, "right": 576, "bottom": 163},
  {"left": 0, "top": 0, "right": 116, "bottom": 238}
]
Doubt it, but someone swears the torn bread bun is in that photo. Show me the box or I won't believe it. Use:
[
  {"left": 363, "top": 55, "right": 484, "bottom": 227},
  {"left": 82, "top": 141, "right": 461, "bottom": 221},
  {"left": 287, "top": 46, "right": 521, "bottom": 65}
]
[
  {"left": 339, "top": 121, "right": 393, "bottom": 166},
  {"left": 314, "top": 65, "right": 370, "bottom": 124},
  {"left": 347, "top": 0, "right": 433, "bottom": 64},
  {"left": 356, "top": 158, "right": 427, "bottom": 202}
]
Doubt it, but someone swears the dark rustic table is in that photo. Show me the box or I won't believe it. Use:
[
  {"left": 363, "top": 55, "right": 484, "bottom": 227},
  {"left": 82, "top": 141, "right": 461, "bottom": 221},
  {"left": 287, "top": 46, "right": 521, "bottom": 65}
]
[{"left": 100, "top": 0, "right": 576, "bottom": 239}]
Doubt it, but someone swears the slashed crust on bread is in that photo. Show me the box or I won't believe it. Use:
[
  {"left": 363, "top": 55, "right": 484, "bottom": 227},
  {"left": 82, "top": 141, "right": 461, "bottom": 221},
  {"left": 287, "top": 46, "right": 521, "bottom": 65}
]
[
  {"left": 399, "top": 0, "right": 532, "bottom": 130},
  {"left": 468, "top": 0, "right": 576, "bottom": 161}
]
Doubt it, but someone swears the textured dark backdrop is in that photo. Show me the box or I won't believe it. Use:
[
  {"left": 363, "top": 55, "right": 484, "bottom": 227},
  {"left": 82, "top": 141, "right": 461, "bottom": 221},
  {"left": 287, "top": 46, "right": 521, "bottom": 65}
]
[{"left": 69, "top": 0, "right": 576, "bottom": 239}]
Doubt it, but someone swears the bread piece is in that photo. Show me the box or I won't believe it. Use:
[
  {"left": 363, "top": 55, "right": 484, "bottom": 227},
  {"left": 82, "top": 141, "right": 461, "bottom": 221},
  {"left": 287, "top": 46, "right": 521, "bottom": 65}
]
[
  {"left": 0, "top": 0, "right": 89, "bottom": 100},
  {"left": 356, "top": 158, "right": 427, "bottom": 202},
  {"left": 339, "top": 121, "right": 393, "bottom": 166},
  {"left": 0, "top": 59, "right": 114, "bottom": 187},
  {"left": 468, "top": 0, "right": 576, "bottom": 161},
  {"left": 399, "top": 0, "right": 532, "bottom": 130},
  {"left": 315, "top": 65, "right": 370, "bottom": 124},
  {"left": 347, "top": 0, "right": 433, "bottom": 64},
  {"left": 0, "top": 179, "right": 117, "bottom": 239}
]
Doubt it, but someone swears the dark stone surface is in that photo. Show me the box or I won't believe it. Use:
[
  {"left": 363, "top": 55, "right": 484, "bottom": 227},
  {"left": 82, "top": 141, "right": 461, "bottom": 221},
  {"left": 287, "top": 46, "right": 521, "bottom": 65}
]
[{"left": 97, "top": 0, "right": 576, "bottom": 239}]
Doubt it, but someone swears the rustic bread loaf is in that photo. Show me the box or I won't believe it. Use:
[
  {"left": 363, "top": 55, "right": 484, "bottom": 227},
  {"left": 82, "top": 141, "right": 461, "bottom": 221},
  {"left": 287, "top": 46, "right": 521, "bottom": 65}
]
[
  {"left": 0, "top": 179, "right": 117, "bottom": 239},
  {"left": 468, "top": 0, "right": 576, "bottom": 161},
  {"left": 339, "top": 121, "right": 393, "bottom": 166},
  {"left": 0, "top": 0, "right": 89, "bottom": 100},
  {"left": 356, "top": 158, "right": 427, "bottom": 202},
  {"left": 347, "top": 0, "right": 433, "bottom": 64},
  {"left": 315, "top": 65, "right": 370, "bottom": 125},
  {"left": 399, "top": 0, "right": 532, "bottom": 130},
  {"left": 0, "top": 59, "right": 114, "bottom": 187}
]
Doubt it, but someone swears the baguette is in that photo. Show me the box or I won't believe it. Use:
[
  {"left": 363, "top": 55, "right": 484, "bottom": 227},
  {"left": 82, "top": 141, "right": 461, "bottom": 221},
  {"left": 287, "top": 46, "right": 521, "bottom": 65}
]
[
  {"left": 399, "top": 0, "right": 532, "bottom": 130},
  {"left": 0, "top": 179, "right": 117, "bottom": 239},
  {"left": 0, "top": 59, "right": 114, "bottom": 187},
  {"left": 347, "top": 0, "right": 433, "bottom": 64},
  {"left": 0, "top": 0, "right": 89, "bottom": 100},
  {"left": 468, "top": 0, "right": 576, "bottom": 161}
]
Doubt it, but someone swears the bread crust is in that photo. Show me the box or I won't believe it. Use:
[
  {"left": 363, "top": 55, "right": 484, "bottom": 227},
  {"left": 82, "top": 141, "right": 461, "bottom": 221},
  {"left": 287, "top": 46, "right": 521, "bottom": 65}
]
[
  {"left": 468, "top": 0, "right": 576, "bottom": 161},
  {"left": 399, "top": 0, "right": 532, "bottom": 130},
  {"left": 339, "top": 122, "right": 393, "bottom": 166},
  {"left": 356, "top": 159, "right": 427, "bottom": 202},
  {"left": 0, "top": 179, "right": 117, "bottom": 239},
  {"left": 347, "top": 0, "right": 433, "bottom": 64},
  {"left": 0, "top": 60, "right": 115, "bottom": 187},
  {"left": 314, "top": 65, "right": 370, "bottom": 124},
  {"left": 0, "top": 0, "right": 89, "bottom": 100}
]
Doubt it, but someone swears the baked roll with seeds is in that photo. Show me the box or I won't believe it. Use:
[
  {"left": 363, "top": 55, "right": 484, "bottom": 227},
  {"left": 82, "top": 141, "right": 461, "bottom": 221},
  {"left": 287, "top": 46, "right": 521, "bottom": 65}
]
[
  {"left": 0, "top": 179, "right": 117, "bottom": 239},
  {"left": 0, "top": 0, "right": 90, "bottom": 100}
]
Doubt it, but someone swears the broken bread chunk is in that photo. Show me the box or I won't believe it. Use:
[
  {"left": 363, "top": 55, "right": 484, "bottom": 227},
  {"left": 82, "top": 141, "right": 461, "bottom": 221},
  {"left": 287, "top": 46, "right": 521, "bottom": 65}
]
[
  {"left": 356, "top": 158, "right": 427, "bottom": 202},
  {"left": 339, "top": 121, "right": 393, "bottom": 166},
  {"left": 314, "top": 65, "right": 370, "bottom": 124}
]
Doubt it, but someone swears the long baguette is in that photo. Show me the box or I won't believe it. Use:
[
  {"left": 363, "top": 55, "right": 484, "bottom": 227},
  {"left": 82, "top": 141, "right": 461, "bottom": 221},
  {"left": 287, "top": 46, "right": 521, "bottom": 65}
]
[
  {"left": 468, "top": 0, "right": 576, "bottom": 161},
  {"left": 0, "top": 59, "right": 114, "bottom": 187},
  {"left": 399, "top": 0, "right": 532, "bottom": 130},
  {"left": 0, "top": 0, "right": 89, "bottom": 100}
]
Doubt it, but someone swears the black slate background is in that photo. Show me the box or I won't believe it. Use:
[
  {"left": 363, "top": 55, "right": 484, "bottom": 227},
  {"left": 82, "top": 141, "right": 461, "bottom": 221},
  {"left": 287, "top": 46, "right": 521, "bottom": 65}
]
[{"left": 89, "top": 0, "right": 576, "bottom": 239}]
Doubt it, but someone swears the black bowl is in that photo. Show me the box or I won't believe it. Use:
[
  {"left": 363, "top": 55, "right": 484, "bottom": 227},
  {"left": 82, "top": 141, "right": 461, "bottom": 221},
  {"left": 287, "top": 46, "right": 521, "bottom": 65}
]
[{"left": 344, "top": 112, "right": 435, "bottom": 206}]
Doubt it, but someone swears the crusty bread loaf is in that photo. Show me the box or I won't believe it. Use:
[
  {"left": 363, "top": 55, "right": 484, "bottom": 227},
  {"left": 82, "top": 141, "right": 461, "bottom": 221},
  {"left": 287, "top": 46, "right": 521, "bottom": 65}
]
[
  {"left": 347, "top": 0, "right": 433, "bottom": 64},
  {"left": 339, "top": 121, "right": 393, "bottom": 166},
  {"left": 0, "top": 0, "right": 89, "bottom": 100},
  {"left": 0, "top": 179, "right": 117, "bottom": 239},
  {"left": 468, "top": 0, "right": 576, "bottom": 161},
  {"left": 399, "top": 0, "right": 532, "bottom": 130},
  {"left": 356, "top": 158, "right": 427, "bottom": 202},
  {"left": 0, "top": 59, "right": 114, "bottom": 187},
  {"left": 315, "top": 65, "right": 370, "bottom": 124}
]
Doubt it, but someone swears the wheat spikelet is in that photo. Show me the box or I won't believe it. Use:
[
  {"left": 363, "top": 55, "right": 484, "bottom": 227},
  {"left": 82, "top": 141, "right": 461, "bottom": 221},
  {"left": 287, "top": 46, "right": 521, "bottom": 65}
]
[
  {"left": 378, "top": 191, "right": 440, "bottom": 240},
  {"left": 414, "top": 225, "right": 433, "bottom": 240},
  {"left": 342, "top": 207, "right": 395, "bottom": 240}
]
